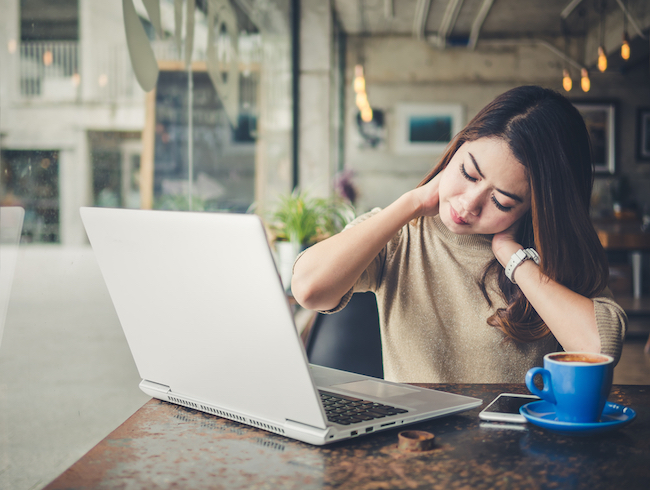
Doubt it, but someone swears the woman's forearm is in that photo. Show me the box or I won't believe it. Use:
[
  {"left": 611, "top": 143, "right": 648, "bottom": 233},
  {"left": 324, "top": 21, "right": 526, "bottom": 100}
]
[
  {"left": 291, "top": 192, "right": 421, "bottom": 311},
  {"left": 495, "top": 243, "right": 601, "bottom": 353}
]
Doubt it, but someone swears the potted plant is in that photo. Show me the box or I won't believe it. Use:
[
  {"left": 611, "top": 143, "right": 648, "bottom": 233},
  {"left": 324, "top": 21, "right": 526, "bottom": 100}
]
[{"left": 267, "top": 189, "right": 355, "bottom": 290}]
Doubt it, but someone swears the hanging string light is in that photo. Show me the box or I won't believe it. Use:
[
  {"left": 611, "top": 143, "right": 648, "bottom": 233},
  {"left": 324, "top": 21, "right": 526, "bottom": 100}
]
[
  {"left": 562, "top": 69, "right": 573, "bottom": 92},
  {"left": 597, "top": 46, "right": 608, "bottom": 71},
  {"left": 621, "top": 32, "right": 630, "bottom": 60},
  {"left": 581, "top": 68, "right": 591, "bottom": 92},
  {"left": 353, "top": 66, "right": 365, "bottom": 93},
  {"left": 597, "top": 0, "right": 607, "bottom": 72},
  {"left": 561, "top": 22, "right": 572, "bottom": 92},
  {"left": 354, "top": 2, "right": 374, "bottom": 124},
  {"left": 354, "top": 64, "right": 373, "bottom": 123},
  {"left": 621, "top": 0, "right": 630, "bottom": 60}
]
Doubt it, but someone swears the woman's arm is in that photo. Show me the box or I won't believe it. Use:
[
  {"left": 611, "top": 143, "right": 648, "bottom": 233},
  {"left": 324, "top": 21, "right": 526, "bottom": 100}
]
[
  {"left": 291, "top": 174, "right": 443, "bottom": 311},
  {"left": 492, "top": 233, "right": 602, "bottom": 353}
]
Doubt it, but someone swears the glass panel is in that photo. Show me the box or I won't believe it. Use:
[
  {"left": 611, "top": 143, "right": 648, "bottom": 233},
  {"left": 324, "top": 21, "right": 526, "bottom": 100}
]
[
  {"left": 0, "top": 1, "right": 293, "bottom": 488},
  {"left": 1, "top": 149, "right": 60, "bottom": 242}
]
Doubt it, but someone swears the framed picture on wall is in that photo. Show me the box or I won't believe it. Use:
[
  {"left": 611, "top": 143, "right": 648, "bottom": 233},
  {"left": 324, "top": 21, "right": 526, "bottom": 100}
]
[
  {"left": 573, "top": 102, "right": 616, "bottom": 174},
  {"left": 393, "top": 103, "right": 464, "bottom": 155},
  {"left": 636, "top": 108, "right": 650, "bottom": 161}
]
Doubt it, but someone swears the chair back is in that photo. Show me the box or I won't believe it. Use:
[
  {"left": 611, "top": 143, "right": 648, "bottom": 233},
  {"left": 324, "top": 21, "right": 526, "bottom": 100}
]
[{"left": 305, "top": 292, "right": 383, "bottom": 378}]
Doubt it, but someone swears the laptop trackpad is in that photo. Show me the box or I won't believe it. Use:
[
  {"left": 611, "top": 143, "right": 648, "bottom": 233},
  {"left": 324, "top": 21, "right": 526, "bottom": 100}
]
[{"left": 332, "top": 380, "right": 419, "bottom": 398}]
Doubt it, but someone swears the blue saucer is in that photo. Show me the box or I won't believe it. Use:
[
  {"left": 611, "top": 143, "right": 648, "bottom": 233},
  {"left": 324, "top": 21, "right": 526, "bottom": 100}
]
[{"left": 520, "top": 400, "right": 636, "bottom": 435}]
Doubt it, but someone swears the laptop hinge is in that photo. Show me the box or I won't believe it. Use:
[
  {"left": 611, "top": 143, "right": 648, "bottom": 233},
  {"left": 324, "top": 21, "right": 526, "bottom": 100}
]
[
  {"left": 285, "top": 418, "right": 330, "bottom": 436},
  {"left": 140, "top": 379, "right": 171, "bottom": 396}
]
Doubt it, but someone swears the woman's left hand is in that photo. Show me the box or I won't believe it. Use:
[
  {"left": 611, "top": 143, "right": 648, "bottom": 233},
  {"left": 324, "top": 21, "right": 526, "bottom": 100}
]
[{"left": 491, "top": 220, "right": 523, "bottom": 268}]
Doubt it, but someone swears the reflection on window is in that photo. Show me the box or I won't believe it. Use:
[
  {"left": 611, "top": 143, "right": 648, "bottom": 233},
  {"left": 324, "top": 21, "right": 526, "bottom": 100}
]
[
  {"left": 0, "top": 150, "right": 59, "bottom": 243},
  {"left": 1, "top": 0, "right": 292, "bottom": 245},
  {"left": 153, "top": 70, "right": 256, "bottom": 212},
  {"left": 89, "top": 132, "right": 142, "bottom": 210}
]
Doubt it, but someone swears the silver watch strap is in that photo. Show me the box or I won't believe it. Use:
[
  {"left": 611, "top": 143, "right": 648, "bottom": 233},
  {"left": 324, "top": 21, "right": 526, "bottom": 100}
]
[{"left": 505, "top": 248, "right": 540, "bottom": 284}]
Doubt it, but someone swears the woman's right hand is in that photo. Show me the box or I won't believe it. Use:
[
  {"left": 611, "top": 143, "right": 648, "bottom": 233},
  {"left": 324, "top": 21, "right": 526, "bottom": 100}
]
[
  {"left": 292, "top": 168, "right": 446, "bottom": 310},
  {"left": 292, "top": 180, "right": 436, "bottom": 310},
  {"left": 410, "top": 169, "right": 444, "bottom": 218}
]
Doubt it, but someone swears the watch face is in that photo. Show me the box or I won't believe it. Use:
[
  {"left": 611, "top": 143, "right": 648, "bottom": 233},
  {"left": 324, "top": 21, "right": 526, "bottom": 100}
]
[{"left": 524, "top": 248, "right": 539, "bottom": 264}]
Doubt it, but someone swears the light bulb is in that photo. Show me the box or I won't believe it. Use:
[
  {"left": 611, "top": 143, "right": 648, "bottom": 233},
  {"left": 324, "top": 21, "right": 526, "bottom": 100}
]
[
  {"left": 356, "top": 92, "right": 368, "bottom": 110},
  {"left": 597, "top": 46, "right": 607, "bottom": 72},
  {"left": 353, "top": 76, "right": 365, "bottom": 93},
  {"left": 562, "top": 69, "right": 572, "bottom": 92},
  {"left": 361, "top": 106, "right": 373, "bottom": 123},
  {"left": 43, "top": 50, "right": 53, "bottom": 66},
  {"left": 621, "top": 33, "right": 630, "bottom": 60},
  {"left": 581, "top": 68, "right": 590, "bottom": 92}
]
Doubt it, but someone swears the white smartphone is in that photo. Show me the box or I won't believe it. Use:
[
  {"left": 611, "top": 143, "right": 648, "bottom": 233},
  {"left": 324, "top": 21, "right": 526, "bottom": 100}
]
[{"left": 478, "top": 393, "right": 540, "bottom": 423}]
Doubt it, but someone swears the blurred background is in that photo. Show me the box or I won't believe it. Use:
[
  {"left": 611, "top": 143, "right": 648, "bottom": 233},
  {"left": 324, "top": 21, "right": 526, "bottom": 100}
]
[{"left": 1, "top": 1, "right": 649, "bottom": 488}]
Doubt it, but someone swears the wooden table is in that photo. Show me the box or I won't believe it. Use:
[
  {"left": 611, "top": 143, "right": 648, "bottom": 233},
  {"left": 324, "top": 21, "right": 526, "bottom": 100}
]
[
  {"left": 594, "top": 220, "right": 650, "bottom": 299},
  {"left": 44, "top": 383, "right": 649, "bottom": 490}
]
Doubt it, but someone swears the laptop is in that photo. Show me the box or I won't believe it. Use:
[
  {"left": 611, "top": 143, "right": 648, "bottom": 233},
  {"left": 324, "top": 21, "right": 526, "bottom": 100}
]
[
  {"left": 0, "top": 207, "right": 24, "bottom": 345},
  {"left": 80, "top": 207, "right": 481, "bottom": 445}
]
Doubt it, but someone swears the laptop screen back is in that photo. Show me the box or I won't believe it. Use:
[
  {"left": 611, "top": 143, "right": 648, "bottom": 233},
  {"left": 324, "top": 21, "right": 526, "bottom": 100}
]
[{"left": 81, "top": 207, "right": 326, "bottom": 429}]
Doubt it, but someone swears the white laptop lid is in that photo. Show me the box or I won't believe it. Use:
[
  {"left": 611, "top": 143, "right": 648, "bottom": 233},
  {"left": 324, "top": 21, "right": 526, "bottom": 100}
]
[
  {"left": 0, "top": 207, "right": 24, "bottom": 345},
  {"left": 81, "top": 207, "right": 327, "bottom": 429}
]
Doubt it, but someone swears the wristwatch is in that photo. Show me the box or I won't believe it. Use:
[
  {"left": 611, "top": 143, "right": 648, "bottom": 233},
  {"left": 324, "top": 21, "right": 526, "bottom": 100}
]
[{"left": 505, "top": 248, "right": 540, "bottom": 284}]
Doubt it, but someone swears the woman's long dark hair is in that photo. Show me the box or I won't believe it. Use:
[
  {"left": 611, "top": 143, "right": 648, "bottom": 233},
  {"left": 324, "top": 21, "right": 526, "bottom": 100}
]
[{"left": 418, "top": 86, "right": 609, "bottom": 343}]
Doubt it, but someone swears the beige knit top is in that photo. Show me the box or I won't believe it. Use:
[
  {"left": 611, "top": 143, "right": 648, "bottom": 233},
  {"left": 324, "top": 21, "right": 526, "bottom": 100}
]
[{"left": 325, "top": 210, "right": 627, "bottom": 384}]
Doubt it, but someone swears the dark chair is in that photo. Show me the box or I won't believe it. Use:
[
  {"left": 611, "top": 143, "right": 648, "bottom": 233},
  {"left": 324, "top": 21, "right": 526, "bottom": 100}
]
[{"left": 304, "top": 292, "right": 383, "bottom": 378}]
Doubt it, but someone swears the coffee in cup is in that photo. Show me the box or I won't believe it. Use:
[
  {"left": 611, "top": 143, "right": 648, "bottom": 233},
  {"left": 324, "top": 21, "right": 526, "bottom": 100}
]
[
  {"left": 525, "top": 351, "right": 614, "bottom": 423},
  {"left": 547, "top": 352, "right": 609, "bottom": 364}
]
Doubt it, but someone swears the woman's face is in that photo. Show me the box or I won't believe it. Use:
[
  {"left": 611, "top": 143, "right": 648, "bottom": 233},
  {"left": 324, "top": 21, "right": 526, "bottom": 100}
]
[{"left": 438, "top": 137, "right": 532, "bottom": 235}]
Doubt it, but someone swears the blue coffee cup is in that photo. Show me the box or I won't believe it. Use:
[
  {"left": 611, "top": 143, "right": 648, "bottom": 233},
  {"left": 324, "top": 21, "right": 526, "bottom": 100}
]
[{"left": 525, "top": 352, "right": 614, "bottom": 423}]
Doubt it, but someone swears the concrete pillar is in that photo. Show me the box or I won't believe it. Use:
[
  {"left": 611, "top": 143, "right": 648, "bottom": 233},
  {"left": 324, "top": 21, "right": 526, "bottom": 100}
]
[
  {"left": 298, "top": 0, "right": 334, "bottom": 198},
  {"left": 0, "top": 0, "right": 20, "bottom": 108}
]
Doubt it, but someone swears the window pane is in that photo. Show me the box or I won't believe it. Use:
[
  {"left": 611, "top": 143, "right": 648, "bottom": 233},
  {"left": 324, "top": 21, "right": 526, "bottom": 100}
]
[
  {"left": 0, "top": 2, "right": 293, "bottom": 488},
  {"left": 1, "top": 149, "right": 59, "bottom": 242}
]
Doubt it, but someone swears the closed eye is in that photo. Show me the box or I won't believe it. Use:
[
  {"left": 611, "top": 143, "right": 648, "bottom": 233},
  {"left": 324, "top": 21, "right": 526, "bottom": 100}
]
[
  {"left": 460, "top": 163, "right": 477, "bottom": 182},
  {"left": 491, "top": 195, "right": 512, "bottom": 212}
]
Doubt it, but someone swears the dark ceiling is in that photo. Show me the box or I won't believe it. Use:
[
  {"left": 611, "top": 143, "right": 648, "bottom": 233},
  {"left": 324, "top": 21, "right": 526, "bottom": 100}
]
[{"left": 332, "top": 0, "right": 650, "bottom": 72}]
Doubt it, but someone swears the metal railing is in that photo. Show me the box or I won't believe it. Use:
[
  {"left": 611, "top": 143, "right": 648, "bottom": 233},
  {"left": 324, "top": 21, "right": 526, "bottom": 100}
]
[
  {"left": 17, "top": 36, "right": 263, "bottom": 104},
  {"left": 20, "top": 41, "right": 79, "bottom": 99},
  {"left": 19, "top": 41, "right": 142, "bottom": 103}
]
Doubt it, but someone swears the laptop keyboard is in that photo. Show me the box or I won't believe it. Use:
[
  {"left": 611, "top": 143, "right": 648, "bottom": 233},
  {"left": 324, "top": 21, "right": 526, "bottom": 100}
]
[{"left": 319, "top": 390, "right": 409, "bottom": 426}]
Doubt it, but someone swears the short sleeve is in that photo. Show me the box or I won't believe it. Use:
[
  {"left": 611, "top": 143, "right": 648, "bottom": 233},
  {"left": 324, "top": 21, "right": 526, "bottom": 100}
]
[{"left": 592, "top": 288, "right": 627, "bottom": 365}]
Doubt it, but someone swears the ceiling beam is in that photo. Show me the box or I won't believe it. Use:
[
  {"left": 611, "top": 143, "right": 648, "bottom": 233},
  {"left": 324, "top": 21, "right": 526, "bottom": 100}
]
[
  {"left": 614, "top": 0, "right": 648, "bottom": 39},
  {"left": 467, "top": 0, "right": 494, "bottom": 50},
  {"left": 384, "top": 0, "right": 394, "bottom": 19},
  {"left": 438, "top": 0, "right": 465, "bottom": 46},
  {"left": 560, "top": 0, "right": 585, "bottom": 20},
  {"left": 424, "top": 0, "right": 465, "bottom": 49},
  {"left": 413, "top": 0, "right": 432, "bottom": 40}
]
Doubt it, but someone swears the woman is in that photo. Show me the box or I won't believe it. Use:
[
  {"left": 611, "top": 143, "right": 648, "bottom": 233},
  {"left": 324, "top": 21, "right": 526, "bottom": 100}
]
[{"left": 291, "top": 85, "right": 626, "bottom": 383}]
